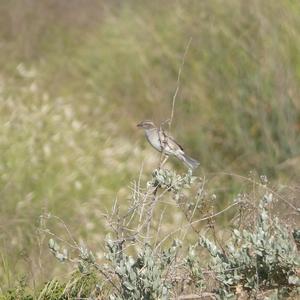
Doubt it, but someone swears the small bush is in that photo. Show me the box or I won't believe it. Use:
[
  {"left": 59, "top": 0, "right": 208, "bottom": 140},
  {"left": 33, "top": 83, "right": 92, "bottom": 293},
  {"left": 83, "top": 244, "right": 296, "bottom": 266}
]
[
  {"left": 39, "top": 168, "right": 299, "bottom": 299},
  {"left": 199, "top": 193, "right": 299, "bottom": 298}
]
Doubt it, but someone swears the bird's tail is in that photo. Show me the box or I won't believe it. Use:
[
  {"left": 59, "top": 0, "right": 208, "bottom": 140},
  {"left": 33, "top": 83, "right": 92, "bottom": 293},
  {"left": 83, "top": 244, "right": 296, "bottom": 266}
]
[{"left": 179, "top": 153, "right": 200, "bottom": 169}]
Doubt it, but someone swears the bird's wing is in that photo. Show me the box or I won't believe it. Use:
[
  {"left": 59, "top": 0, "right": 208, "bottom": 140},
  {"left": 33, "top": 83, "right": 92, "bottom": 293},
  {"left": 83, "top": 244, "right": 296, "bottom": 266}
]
[
  {"left": 159, "top": 128, "right": 184, "bottom": 151},
  {"left": 168, "top": 135, "right": 184, "bottom": 151}
]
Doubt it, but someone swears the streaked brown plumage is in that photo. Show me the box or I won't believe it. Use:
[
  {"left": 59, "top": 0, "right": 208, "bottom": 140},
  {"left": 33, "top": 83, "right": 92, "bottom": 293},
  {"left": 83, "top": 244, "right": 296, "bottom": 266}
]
[{"left": 137, "top": 120, "right": 200, "bottom": 169}]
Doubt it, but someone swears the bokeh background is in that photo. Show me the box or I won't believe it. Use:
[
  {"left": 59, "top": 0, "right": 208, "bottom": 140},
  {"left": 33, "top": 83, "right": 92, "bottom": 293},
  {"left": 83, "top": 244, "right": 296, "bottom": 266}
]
[{"left": 0, "top": 0, "right": 299, "bottom": 291}]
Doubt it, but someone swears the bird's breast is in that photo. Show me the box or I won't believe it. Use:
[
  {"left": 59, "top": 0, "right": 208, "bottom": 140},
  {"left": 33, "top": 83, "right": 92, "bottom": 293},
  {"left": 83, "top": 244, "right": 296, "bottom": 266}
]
[{"left": 145, "top": 129, "right": 163, "bottom": 152}]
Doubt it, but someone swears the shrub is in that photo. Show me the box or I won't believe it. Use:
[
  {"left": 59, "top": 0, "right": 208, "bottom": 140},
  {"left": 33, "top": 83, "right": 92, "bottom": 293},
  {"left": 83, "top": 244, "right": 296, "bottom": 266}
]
[
  {"left": 199, "top": 193, "right": 300, "bottom": 298},
  {"left": 43, "top": 168, "right": 299, "bottom": 299}
]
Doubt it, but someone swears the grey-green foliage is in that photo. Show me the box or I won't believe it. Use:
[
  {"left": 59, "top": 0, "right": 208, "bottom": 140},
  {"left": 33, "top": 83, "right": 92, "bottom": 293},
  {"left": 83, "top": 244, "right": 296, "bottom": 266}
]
[
  {"left": 149, "top": 168, "right": 196, "bottom": 200},
  {"left": 77, "top": 244, "right": 96, "bottom": 274},
  {"left": 106, "top": 240, "right": 181, "bottom": 300},
  {"left": 48, "top": 238, "right": 68, "bottom": 262},
  {"left": 293, "top": 229, "right": 300, "bottom": 248},
  {"left": 49, "top": 238, "right": 96, "bottom": 274},
  {"left": 199, "top": 193, "right": 300, "bottom": 298},
  {"left": 185, "top": 245, "right": 205, "bottom": 290},
  {"left": 44, "top": 170, "right": 299, "bottom": 299}
]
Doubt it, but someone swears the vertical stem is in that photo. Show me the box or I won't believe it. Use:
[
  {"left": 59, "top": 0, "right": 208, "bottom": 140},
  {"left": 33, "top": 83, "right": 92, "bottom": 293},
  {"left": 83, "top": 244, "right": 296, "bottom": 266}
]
[
  {"left": 169, "top": 37, "right": 192, "bottom": 131},
  {"left": 146, "top": 185, "right": 159, "bottom": 243}
]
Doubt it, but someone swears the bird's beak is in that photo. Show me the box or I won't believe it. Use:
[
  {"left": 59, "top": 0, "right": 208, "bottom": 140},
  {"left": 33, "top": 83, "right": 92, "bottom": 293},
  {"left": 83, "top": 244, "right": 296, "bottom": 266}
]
[{"left": 137, "top": 122, "right": 143, "bottom": 128}]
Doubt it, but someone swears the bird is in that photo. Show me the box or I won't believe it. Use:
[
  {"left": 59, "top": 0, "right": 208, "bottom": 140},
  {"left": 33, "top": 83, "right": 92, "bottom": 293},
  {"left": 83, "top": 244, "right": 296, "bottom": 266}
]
[{"left": 137, "top": 120, "right": 200, "bottom": 169}]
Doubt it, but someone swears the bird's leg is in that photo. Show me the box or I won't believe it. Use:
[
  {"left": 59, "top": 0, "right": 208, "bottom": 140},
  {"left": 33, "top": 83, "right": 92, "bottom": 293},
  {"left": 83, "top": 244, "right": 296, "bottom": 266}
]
[
  {"left": 160, "top": 137, "right": 169, "bottom": 167},
  {"left": 159, "top": 151, "right": 165, "bottom": 169},
  {"left": 159, "top": 155, "right": 168, "bottom": 169},
  {"left": 160, "top": 155, "right": 169, "bottom": 167}
]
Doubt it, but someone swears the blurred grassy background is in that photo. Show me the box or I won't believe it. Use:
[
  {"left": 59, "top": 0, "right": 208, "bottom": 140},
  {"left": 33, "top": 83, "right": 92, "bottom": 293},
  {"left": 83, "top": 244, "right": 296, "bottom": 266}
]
[{"left": 0, "top": 0, "right": 299, "bottom": 291}]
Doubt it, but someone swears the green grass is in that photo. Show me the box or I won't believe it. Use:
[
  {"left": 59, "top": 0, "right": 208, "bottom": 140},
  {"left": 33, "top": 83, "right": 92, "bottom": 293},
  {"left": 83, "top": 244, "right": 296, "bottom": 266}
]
[{"left": 0, "top": 0, "right": 299, "bottom": 293}]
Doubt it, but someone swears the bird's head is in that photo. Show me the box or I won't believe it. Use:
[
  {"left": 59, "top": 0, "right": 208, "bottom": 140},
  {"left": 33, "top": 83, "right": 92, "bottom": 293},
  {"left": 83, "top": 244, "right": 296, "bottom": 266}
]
[{"left": 137, "top": 120, "right": 156, "bottom": 130}]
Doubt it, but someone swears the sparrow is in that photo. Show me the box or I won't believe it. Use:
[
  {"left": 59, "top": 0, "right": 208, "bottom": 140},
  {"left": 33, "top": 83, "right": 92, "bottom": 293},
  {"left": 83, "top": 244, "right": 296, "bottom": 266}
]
[{"left": 137, "top": 120, "right": 200, "bottom": 169}]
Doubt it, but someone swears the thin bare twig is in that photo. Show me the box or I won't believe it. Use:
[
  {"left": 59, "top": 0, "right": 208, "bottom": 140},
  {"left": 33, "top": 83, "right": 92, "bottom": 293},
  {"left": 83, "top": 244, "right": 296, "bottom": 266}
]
[
  {"left": 40, "top": 214, "right": 79, "bottom": 249},
  {"left": 155, "top": 201, "right": 240, "bottom": 250},
  {"left": 169, "top": 37, "right": 192, "bottom": 131},
  {"left": 146, "top": 184, "right": 160, "bottom": 242},
  {"left": 218, "top": 172, "right": 299, "bottom": 212}
]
